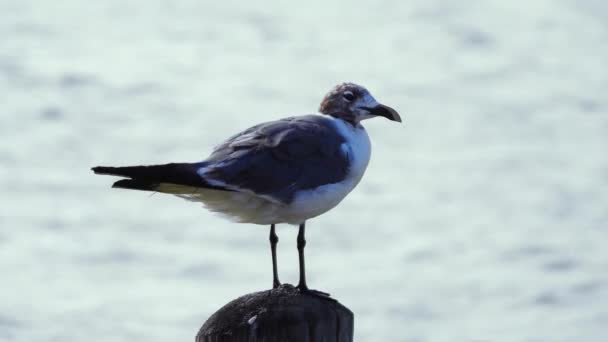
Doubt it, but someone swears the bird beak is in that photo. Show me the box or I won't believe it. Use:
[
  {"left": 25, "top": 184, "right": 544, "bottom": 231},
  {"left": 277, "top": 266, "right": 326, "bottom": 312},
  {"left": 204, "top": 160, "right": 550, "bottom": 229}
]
[{"left": 363, "top": 104, "right": 402, "bottom": 123}]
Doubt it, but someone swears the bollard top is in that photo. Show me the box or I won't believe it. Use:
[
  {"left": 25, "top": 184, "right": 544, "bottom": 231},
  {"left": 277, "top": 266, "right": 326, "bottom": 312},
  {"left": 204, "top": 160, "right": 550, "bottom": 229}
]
[{"left": 197, "top": 284, "right": 354, "bottom": 342}]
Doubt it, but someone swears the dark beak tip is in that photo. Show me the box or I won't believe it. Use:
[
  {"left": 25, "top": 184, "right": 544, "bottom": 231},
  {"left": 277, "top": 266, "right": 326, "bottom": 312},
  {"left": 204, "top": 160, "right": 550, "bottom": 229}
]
[
  {"left": 362, "top": 104, "right": 403, "bottom": 123},
  {"left": 391, "top": 112, "right": 403, "bottom": 123},
  {"left": 380, "top": 104, "right": 402, "bottom": 123}
]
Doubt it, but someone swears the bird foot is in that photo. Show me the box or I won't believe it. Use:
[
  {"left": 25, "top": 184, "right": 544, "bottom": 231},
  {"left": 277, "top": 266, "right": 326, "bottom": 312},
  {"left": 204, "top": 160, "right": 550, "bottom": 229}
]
[{"left": 297, "top": 285, "right": 336, "bottom": 302}]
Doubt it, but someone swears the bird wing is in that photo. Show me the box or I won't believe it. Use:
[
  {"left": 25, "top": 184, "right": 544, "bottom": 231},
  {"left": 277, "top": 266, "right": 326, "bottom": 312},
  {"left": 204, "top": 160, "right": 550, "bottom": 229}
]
[{"left": 200, "top": 115, "right": 350, "bottom": 204}]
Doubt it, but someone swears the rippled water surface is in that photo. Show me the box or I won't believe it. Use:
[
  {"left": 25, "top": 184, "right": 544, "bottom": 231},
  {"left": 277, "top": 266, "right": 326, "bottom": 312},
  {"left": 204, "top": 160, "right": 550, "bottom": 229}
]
[{"left": 1, "top": 0, "right": 608, "bottom": 341}]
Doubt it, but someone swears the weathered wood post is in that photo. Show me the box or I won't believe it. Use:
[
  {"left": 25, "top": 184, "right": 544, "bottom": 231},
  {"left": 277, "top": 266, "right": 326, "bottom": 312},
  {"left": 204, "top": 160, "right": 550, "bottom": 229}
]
[{"left": 196, "top": 284, "right": 354, "bottom": 342}]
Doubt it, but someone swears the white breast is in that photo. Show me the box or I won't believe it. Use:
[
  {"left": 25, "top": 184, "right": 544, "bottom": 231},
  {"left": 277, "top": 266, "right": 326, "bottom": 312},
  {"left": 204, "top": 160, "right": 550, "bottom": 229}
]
[
  {"left": 282, "top": 117, "right": 372, "bottom": 224},
  {"left": 335, "top": 119, "right": 372, "bottom": 186}
]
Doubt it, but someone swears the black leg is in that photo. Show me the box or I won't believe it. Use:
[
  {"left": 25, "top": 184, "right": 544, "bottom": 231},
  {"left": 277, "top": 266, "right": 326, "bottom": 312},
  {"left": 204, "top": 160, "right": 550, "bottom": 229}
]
[
  {"left": 295, "top": 222, "right": 334, "bottom": 300},
  {"left": 269, "top": 224, "right": 281, "bottom": 289},
  {"left": 296, "top": 222, "right": 308, "bottom": 290}
]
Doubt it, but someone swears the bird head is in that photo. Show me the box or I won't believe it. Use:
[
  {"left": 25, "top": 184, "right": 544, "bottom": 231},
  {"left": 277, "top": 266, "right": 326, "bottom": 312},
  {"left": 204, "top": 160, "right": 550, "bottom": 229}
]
[{"left": 318, "top": 83, "right": 402, "bottom": 125}]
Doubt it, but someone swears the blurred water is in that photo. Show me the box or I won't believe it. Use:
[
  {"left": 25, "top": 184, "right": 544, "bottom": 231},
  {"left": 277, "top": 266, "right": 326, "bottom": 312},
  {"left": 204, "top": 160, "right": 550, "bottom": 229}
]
[{"left": 1, "top": 0, "right": 608, "bottom": 341}]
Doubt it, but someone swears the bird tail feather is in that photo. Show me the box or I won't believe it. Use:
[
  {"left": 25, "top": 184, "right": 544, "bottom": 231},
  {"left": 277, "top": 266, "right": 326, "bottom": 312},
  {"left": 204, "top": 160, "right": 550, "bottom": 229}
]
[{"left": 92, "top": 163, "right": 229, "bottom": 192}]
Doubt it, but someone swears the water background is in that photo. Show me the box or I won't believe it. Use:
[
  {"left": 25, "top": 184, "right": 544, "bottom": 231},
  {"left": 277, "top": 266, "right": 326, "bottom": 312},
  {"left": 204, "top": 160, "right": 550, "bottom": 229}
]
[{"left": 1, "top": 0, "right": 607, "bottom": 341}]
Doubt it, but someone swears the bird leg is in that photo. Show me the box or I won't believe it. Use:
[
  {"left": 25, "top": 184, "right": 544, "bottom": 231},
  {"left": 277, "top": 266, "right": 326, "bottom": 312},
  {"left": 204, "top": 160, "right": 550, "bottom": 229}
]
[
  {"left": 295, "top": 222, "right": 334, "bottom": 300},
  {"left": 269, "top": 224, "right": 281, "bottom": 289},
  {"left": 296, "top": 222, "right": 308, "bottom": 290}
]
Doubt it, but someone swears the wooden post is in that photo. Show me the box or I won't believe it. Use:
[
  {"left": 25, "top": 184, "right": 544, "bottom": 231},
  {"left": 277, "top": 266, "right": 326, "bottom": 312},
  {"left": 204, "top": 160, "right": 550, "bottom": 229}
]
[{"left": 196, "top": 284, "right": 354, "bottom": 342}]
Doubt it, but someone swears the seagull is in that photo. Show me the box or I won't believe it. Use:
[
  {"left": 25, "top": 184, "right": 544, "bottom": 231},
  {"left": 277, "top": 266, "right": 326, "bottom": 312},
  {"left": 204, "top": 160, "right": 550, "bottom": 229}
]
[{"left": 92, "top": 82, "right": 401, "bottom": 293}]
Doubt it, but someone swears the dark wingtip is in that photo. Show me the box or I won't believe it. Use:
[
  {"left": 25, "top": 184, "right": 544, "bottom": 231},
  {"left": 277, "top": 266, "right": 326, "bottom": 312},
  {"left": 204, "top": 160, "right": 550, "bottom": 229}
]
[
  {"left": 92, "top": 166, "right": 111, "bottom": 174},
  {"left": 112, "top": 179, "right": 159, "bottom": 191}
]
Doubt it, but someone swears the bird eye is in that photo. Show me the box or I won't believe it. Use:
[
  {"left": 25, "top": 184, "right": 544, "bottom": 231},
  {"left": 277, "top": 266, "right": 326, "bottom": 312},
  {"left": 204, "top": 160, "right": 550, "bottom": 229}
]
[{"left": 343, "top": 91, "right": 355, "bottom": 102}]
